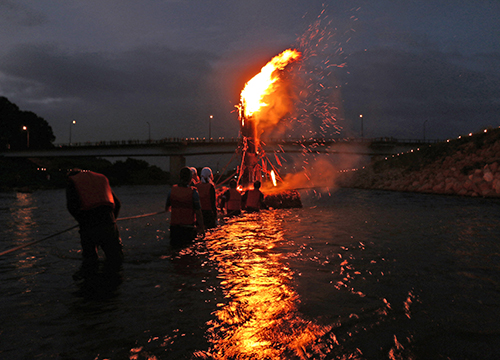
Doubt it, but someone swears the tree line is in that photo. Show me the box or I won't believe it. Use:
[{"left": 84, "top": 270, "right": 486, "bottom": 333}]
[
  {"left": 0, "top": 97, "right": 170, "bottom": 190},
  {"left": 0, "top": 96, "right": 55, "bottom": 150}
]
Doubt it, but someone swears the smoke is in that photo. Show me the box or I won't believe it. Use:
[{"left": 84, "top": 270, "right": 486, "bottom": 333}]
[{"left": 261, "top": 151, "right": 366, "bottom": 194}]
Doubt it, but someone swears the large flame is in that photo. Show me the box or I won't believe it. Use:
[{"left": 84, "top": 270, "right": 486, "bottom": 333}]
[{"left": 240, "top": 49, "right": 301, "bottom": 120}]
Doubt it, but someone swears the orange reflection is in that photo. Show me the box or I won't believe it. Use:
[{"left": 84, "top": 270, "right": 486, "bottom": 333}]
[
  {"left": 204, "top": 212, "right": 330, "bottom": 359},
  {"left": 12, "top": 192, "right": 36, "bottom": 252}
]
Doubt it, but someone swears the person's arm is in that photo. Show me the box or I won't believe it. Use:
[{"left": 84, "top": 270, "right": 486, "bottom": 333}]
[
  {"left": 210, "top": 185, "right": 217, "bottom": 213},
  {"left": 112, "top": 191, "right": 121, "bottom": 218},
  {"left": 165, "top": 189, "right": 172, "bottom": 212},
  {"left": 192, "top": 190, "right": 205, "bottom": 233},
  {"left": 195, "top": 208, "right": 205, "bottom": 233},
  {"left": 219, "top": 190, "right": 228, "bottom": 209},
  {"left": 260, "top": 191, "right": 268, "bottom": 209}
]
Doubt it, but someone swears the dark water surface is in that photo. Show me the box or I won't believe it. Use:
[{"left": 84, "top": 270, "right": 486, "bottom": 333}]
[{"left": 1, "top": 186, "right": 499, "bottom": 359}]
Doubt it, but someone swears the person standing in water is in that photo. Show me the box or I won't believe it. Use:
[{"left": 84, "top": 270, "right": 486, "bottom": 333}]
[
  {"left": 66, "top": 169, "right": 123, "bottom": 280},
  {"left": 166, "top": 167, "right": 205, "bottom": 246},
  {"left": 196, "top": 167, "right": 218, "bottom": 229},
  {"left": 242, "top": 180, "right": 267, "bottom": 212},
  {"left": 220, "top": 179, "right": 242, "bottom": 217}
]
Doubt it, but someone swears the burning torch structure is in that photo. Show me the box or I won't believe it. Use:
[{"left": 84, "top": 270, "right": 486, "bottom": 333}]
[
  {"left": 229, "top": 49, "right": 303, "bottom": 209},
  {"left": 236, "top": 49, "right": 301, "bottom": 189},
  {"left": 238, "top": 113, "right": 260, "bottom": 188}
]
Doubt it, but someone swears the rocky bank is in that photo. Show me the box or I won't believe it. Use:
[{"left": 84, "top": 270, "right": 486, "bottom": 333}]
[{"left": 338, "top": 127, "right": 500, "bottom": 198}]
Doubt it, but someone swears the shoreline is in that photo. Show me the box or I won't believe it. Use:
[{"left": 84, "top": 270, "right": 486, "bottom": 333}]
[{"left": 338, "top": 127, "right": 500, "bottom": 198}]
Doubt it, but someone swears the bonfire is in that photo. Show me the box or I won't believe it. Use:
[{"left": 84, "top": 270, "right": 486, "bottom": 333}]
[{"left": 235, "top": 49, "right": 303, "bottom": 209}]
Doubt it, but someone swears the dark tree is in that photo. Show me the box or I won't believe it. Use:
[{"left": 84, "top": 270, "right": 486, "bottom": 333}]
[{"left": 0, "top": 97, "right": 56, "bottom": 150}]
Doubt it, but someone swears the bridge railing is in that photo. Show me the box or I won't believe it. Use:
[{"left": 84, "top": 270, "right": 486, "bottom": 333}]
[
  {"left": 53, "top": 137, "right": 241, "bottom": 148},
  {"left": 53, "top": 136, "right": 442, "bottom": 148}
]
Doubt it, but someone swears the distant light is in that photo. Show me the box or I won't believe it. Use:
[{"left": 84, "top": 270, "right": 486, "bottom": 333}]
[{"left": 469, "top": 132, "right": 473, "bottom": 136}]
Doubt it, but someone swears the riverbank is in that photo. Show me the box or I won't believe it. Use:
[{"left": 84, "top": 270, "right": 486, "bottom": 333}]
[
  {"left": 0, "top": 156, "right": 170, "bottom": 192},
  {"left": 338, "top": 127, "right": 500, "bottom": 198}
]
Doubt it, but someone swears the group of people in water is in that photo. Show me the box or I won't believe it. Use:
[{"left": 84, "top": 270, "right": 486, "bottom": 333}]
[
  {"left": 66, "top": 166, "right": 267, "bottom": 280},
  {"left": 165, "top": 166, "right": 267, "bottom": 246}
]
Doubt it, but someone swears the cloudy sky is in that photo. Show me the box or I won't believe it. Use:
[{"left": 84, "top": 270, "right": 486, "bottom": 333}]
[{"left": 1, "top": 0, "right": 499, "bottom": 145}]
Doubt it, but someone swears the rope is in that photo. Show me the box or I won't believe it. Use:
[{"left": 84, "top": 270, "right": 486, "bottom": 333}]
[
  {"left": 0, "top": 210, "right": 166, "bottom": 257},
  {"left": 117, "top": 210, "right": 166, "bottom": 221}
]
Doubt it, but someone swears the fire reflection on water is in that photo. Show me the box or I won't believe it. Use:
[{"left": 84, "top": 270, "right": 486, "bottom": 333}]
[
  {"left": 12, "top": 192, "right": 36, "bottom": 245},
  {"left": 204, "top": 211, "right": 331, "bottom": 359},
  {"left": 8, "top": 192, "right": 39, "bottom": 292}
]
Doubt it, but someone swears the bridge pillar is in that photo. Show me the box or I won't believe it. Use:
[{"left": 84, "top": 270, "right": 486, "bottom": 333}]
[{"left": 169, "top": 155, "right": 186, "bottom": 184}]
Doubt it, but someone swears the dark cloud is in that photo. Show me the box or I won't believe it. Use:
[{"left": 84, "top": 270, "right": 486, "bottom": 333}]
[
  {"left": 0, "top": 43, "right": 227, "bottom": 142},
  {"left": 0, "top": 0, "right": 47, "bottom": 27},
  {"left": 1, "top": 44, "right": 216, "bottom": 99},
  {"left": 0, "top": 1, "right": 499, "bottom": 147},
  {"left": 340, "top": 47, "right": 500, "bottom": 139}
]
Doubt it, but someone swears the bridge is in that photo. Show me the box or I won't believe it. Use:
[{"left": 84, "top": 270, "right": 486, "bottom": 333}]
[{"left": 1, "top": 137, "right": 437, "bottom": 181}]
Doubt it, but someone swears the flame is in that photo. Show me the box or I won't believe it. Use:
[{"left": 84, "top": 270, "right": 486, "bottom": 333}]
[
  {"left": 240, "top": 49, "right": 301, "bottom": 119},
  {"left": 270, "top": 170, "right": 277, "bottom": 186}
]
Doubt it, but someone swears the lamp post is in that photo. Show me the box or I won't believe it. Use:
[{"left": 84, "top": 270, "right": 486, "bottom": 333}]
[
  {"left": 423, "top": 119, "right": 428, "bottom": 141},
  {"left": 22, "top": 126, "right": 29, "bottom": 148},
  {"left": 147, "top": 122, "right": 151, "bottom": 142},
  {"left": 359, "top": 114, "right": 364, "bottom": 138},
  {"left": 209, "top": 115, "right": 213, "bottom": 140},
  {"left": 69, "top": 120, "right": 76, "bottom": 145}
]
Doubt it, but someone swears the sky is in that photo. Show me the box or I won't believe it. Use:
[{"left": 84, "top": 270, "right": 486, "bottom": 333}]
[{"left": 1, "top": 0, "right": 500, "bottom": 146}]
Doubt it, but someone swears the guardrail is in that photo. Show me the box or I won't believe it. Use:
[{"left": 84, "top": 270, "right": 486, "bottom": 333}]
[{"left": 53, "top": 137, "right": 442, "bottom": 148}]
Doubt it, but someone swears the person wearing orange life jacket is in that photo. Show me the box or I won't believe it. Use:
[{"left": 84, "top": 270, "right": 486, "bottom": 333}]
[
  {"left": 66, "top": 169, "right": 123, "bottom": 280},
  {"left": 220, "top": 179, "right": 242, "bottom": 217},
  {"left": 196, "top": 167, "right": 217, "bottom": 229},
  {"left": 242, "top": 180, "right": 267, "bottom": 212},
  {"left": 166, "top": 167, "right": 205, "bottom": 246}
]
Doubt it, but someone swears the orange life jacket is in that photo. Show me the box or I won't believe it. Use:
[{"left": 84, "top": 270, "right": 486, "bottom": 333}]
[
  {"left": 196, "top": 182, "right": 213, "bottom": 211},
  {"left": 226, "top": 188, "right": 242, "bottom": 211},
  {"left": 170, "top": 185, "right": 195, "bottom": 226},
  {"left": 245, "top": 189, "right": 262, "bottom": 209},
  {"left": 69, "top": 171, "right": 114, "bottom": 211}
]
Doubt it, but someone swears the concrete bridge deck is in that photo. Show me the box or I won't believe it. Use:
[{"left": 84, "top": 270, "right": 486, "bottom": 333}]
[
  {"left": 1, "top": 137, "right": 438, "bottom": 158},
  {"left": 1, "top": 137, "right": 439, "bottom": 183}
]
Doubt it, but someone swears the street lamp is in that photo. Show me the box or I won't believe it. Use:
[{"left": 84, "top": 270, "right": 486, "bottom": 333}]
[
  {"left": 359, "top": 114, "right": 364, "bottom": 138},
  {"left": 69, "top": 120, "right": 76, "bottom": 145},
  {"left": 209, "top": 115, "right": 213, "bottom": 140},
  {"left": 22, "top": 126, "right": 29, "bottom": 148},
  {"left": 147, "top": 122, "right": 151, "bottom": 142}
]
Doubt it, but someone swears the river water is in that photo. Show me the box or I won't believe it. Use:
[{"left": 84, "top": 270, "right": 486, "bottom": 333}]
[{"left": 1, "top": 185, "right": 499, "bottom": 359}]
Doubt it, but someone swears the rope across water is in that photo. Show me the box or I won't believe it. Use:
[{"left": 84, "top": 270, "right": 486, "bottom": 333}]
[{"left": 0, "top": 210, "right": 166, "bottom": 257}]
